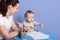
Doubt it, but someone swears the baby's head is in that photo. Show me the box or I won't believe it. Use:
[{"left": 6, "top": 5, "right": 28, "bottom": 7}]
[{"left": 25, "top": 10, "right": 34, "bottom": 23}]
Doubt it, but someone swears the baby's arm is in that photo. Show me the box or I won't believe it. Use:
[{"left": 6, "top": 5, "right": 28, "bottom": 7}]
[
  {"left": 16, "top": 21, "right": 23, "bottom": 28},
  {"left": 17, "top": 22, "right": 32, "bottom": 32},
  {"left": 23, "top": 25, "right": 32, "bottom": 32},
  {"left": 33, "top": 21, "right": 44, "bottom": 28}
]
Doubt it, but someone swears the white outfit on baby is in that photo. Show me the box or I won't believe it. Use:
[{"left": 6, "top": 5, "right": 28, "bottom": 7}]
[{"left": 19, "top": 21, "right": 50, "bottom": 40}]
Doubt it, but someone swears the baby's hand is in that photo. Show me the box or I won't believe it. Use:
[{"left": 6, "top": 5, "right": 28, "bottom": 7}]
[
  {"left": 25, "top": 25, "right": 32, "bottom": 31},
  {"left": 16, "top": 21, "right": 22, "bottom": 25},
  {"left": 28, "top": 27, "right": 32, "bottom": 31},
  {"left": 39, "top": 23, "right": 44, "bottom": 28}
]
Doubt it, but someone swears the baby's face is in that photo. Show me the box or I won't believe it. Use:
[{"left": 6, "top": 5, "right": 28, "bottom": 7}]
[{"left": 26, "top": 13, "right": 34, "bottom": 22}]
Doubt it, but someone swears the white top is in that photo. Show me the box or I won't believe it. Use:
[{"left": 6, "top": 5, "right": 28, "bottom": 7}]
[{"left": 0, "top": 14, "right": 13, "bottom": 39}]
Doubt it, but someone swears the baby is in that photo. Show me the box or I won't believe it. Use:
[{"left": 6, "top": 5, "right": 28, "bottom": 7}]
[
  {"left": 17, "top": 10, "right": 43, "bottom": 32},
  {"left": 17, "top": 10, "right": 49, "bottom": 40}
]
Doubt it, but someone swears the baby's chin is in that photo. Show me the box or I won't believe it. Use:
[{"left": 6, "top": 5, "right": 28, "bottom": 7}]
[{"left": 28, "top": 21, "right": 33, "bottom": 23}]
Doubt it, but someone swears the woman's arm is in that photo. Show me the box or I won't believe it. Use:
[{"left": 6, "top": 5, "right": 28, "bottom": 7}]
[
  {"left": 11, "top": 19, "right": 20, "bottom": 32},
  {"left": 0, "top": 25, "right": 19, "bottom": 39}
]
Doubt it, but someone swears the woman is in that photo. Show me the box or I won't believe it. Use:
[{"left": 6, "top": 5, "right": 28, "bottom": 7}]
[{"left": 0, "top": 0, "right": 20, "bottom": 40}]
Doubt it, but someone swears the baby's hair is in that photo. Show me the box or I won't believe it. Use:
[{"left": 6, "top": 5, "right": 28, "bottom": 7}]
[{"left": 25, "top": 10, "right": 34, "bottom": 17}]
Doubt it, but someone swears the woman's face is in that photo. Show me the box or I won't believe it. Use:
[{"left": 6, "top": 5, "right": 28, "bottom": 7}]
[{"left": 9, "top": 3, "right": 20, "bottom": 15}]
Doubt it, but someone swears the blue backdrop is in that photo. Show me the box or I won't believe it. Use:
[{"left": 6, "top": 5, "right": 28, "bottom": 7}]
[{"left": 13, "top": 0, "right": 60, "bottom": 40}]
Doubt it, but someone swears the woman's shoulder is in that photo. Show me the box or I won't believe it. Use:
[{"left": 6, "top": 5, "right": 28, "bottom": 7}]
[
  {"left": 0, "top": 14, "right": 3, "bottom": 20},
  {"left": 0, "top": 14, "right": 4, "bottom": 25}
]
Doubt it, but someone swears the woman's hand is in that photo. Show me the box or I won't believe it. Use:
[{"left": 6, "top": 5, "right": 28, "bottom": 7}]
[{"left": 11, "top": 19, "right": 20, "bottom": 34}]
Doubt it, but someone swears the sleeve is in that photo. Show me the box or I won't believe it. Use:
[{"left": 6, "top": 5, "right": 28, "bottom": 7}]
[
  {"left": 33, "top": 21, "right": 40, "bottom": 26},
  {"left": 9, "top": 15, "right": 13, "bottom": 20},
  {"left": 0, "top": 17, "right": 4, "bottom": 25}
]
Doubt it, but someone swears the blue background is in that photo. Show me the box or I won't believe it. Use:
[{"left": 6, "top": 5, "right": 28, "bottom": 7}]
[{"left": 13, "top": 0, "right": 60, "bottom": 40}]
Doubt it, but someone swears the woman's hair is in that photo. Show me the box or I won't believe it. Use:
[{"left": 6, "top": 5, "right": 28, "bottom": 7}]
[
  {"left": 0, "top": 0, "right": 19, "bottom": 16},
  {"left": 25, "top": 10, "right": 34, "bottom": 17}
]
